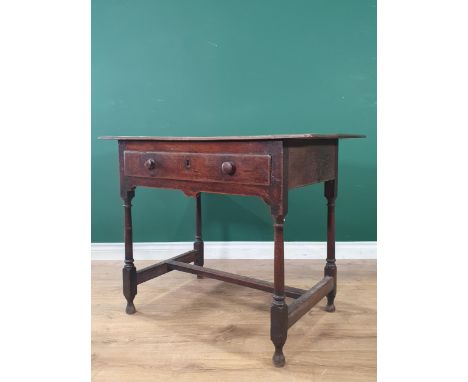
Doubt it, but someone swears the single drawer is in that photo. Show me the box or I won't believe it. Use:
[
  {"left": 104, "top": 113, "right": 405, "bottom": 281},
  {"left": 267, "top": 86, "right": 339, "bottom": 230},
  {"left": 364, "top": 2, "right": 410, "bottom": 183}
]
[{"left": 123, "top": 151, "right": 271, "bottom": 186}]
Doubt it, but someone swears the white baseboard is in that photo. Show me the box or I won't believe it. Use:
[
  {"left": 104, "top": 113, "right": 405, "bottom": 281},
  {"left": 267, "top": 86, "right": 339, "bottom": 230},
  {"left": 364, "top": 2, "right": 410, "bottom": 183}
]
[{"left": 91, "top": 241, "right": 376, "bottom": 260}]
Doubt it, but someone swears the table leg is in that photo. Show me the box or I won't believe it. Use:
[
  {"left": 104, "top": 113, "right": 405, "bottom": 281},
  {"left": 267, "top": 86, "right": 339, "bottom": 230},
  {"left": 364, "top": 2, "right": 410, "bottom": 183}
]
[
  {"left": 122, "top": 189, "right": 137, "bottom": 314},
  {"left": 194, "top": 193, "right": 204, "bottom": 278},
  {"left": 270, "top": 214, "right": 288, "bottom": 367},
  {"left": 324, "top": 180, "right": 337, "bottom": 312}
]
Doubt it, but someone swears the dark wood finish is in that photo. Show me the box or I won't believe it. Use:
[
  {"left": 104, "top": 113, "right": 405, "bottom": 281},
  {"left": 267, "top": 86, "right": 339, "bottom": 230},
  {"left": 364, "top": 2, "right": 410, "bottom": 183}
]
[
  {"left": 287, "top": 276, "right": 334, "bottom": 328},
  {"left": 136, "top": 250, "right": 198, "bottom": 284},
  {"left": 124, "top": 150, "right": 271, "bottom": 186},
  {"left": 144, "top": 158, "right": 156, "bottom": 170},
  {"left": 101, "top": 133, "right": 364, "bottom": 367},
  {"left": 324, "top": 179, "right": 338, "bottom": 312},
  {"left": 122, "top": 189, "right": 137, "bottom": 315},
  {"left": 271, "top": 214, "right": 288, "bottom": 367},
  {"left": 166, "top": 260, "right": 306, "bottom": 299},
  {"left": 100, "top": 133, "right": 365, "bottom": 141},
  {"left": 119, "top": 140, "right": 281, "bottom": 208},
  {"left": 221, "top": 161, "right": 236, "bottom": 175},
  {"left": 194, "top": 193, "right": 204, "bottom": 278},
  {"left": 286, "top": 140, "right": 338, "bottom": 188}
]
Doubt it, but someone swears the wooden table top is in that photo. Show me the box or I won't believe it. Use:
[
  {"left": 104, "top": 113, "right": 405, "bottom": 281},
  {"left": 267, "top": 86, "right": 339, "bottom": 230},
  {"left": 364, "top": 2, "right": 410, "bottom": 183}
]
[{"left": 99, "top": 133, "right": 365, "bottom": 141}]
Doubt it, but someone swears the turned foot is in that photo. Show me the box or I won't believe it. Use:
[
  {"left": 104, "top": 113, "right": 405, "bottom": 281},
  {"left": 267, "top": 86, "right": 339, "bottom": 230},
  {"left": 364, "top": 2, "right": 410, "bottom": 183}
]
[
  {"left": 325, "top": 303, "right": 335, "bottom": 312},
  {"left": 325, "top": 294, "right": 336, "bottom": 312},
  {"left": 126, "top": 302, "right": 136, "bottom": 314},
  {"left": 272, "top": 347, "right": 286, "bottom": 367}
]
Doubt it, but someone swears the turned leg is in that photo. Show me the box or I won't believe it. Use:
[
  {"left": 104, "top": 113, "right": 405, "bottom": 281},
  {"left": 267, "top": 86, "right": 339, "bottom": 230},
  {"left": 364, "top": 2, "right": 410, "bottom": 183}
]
[
  {"left": 324, "top": 180, "right": 337, "bottom": 312},
  {"left": 122, "top": 189, "right": 137, "bottom": 314},
  {"left": 270, "top": 214, "right": 288, "bottom": 367},
  {"left": 194, "top": 193, "right": 204, "bottom": 278}
]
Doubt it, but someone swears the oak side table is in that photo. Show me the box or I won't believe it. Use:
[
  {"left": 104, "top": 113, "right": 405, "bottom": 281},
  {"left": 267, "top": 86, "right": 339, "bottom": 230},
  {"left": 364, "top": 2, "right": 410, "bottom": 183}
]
[{"left": 100, "top": 133, "right": 364, "bottom": 367}]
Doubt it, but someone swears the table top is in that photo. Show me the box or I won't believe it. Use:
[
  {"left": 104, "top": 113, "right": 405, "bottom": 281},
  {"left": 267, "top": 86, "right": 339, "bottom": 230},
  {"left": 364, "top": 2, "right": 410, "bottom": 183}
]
[{"left": 99, "top": 133, "right": 365, "bottom": 141}]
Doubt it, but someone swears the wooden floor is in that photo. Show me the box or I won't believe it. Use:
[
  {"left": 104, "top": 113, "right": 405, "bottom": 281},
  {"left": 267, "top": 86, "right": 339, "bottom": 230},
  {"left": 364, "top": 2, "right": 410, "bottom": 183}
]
[{"left": 92, "top": 260, "right": 376, "bottom": 382}]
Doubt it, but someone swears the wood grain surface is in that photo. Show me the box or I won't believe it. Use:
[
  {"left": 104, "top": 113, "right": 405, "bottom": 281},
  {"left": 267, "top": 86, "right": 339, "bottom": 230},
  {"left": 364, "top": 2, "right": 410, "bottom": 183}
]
[
  {"left": 92, "top": 260, "right": 376, "bottom": 381},
  {"left": 123, "top": 150, "right": 272, "bottom": 186}
]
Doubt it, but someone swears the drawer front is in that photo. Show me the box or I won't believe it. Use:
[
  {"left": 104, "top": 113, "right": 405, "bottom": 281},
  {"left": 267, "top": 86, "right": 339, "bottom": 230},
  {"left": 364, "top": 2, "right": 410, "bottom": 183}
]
[{"left": 123, "top": 151, "right": 271, "bottom": 186}]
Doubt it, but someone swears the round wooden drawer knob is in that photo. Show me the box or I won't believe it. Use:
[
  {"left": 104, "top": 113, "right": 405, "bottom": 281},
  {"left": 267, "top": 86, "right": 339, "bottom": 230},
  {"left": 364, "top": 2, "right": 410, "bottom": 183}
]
[
  {"left": 221, "top": 161, "right": 236, "bottom": 175},
  {"left": 144, "top": 158, "right": 156, "bottom": 170}
]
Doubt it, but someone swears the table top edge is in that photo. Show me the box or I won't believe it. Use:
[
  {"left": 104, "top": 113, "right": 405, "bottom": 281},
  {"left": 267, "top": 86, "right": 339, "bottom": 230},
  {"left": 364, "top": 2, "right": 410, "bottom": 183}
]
[{"left": 98, "top": 133, "right": 366, "bottom": 141}]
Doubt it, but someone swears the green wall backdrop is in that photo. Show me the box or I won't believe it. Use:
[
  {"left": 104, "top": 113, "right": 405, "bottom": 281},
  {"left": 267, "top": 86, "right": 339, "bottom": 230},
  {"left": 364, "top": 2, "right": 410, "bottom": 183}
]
[{"left": 92, "top": 0, "right": 376, "bottom": 243}]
